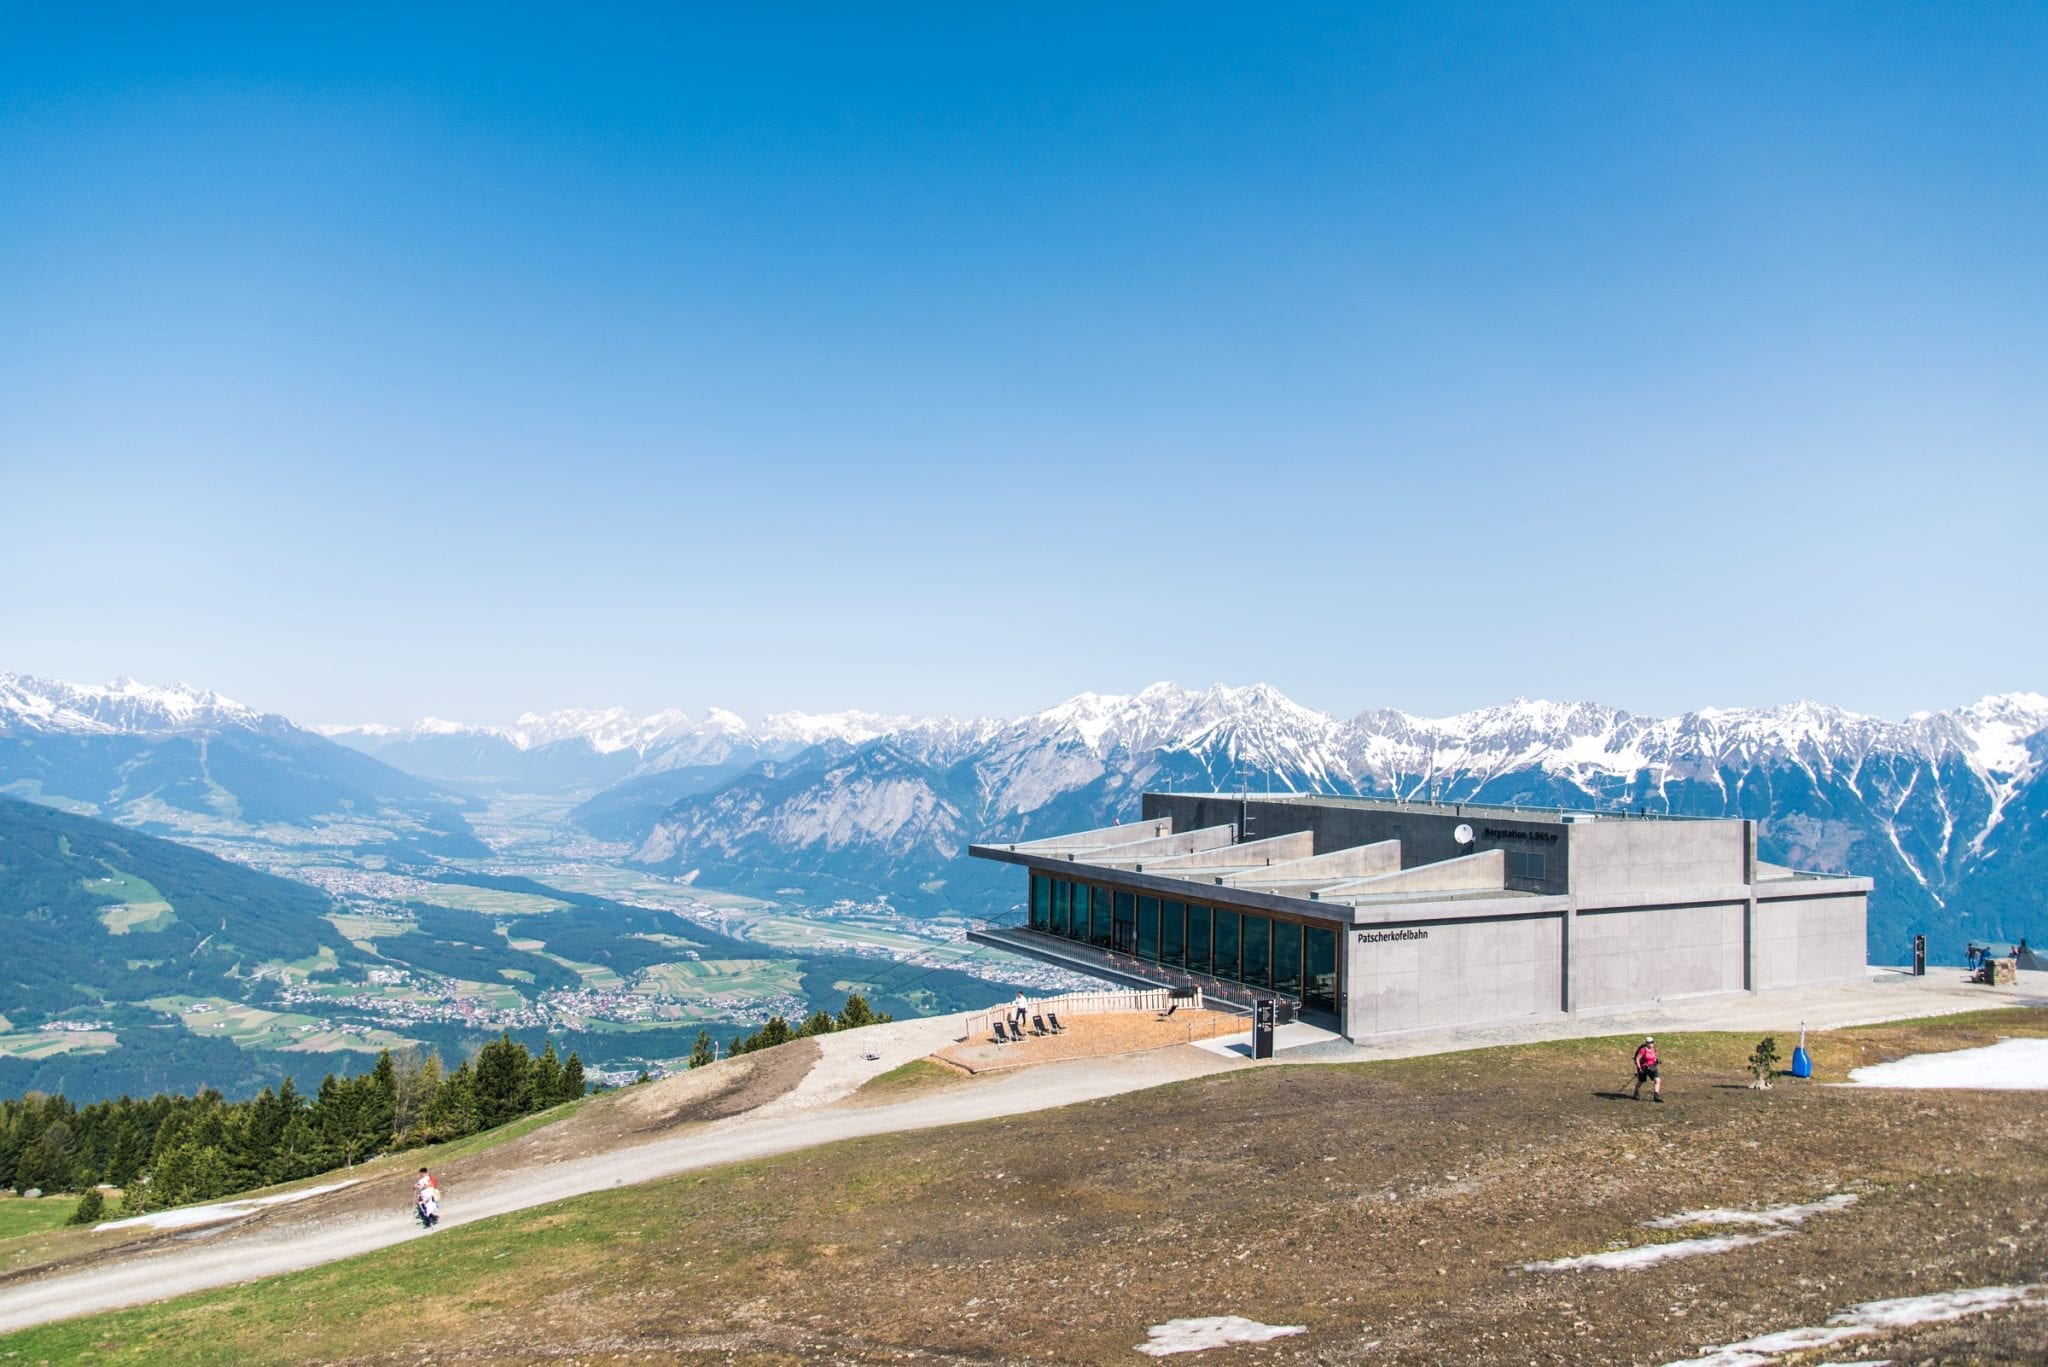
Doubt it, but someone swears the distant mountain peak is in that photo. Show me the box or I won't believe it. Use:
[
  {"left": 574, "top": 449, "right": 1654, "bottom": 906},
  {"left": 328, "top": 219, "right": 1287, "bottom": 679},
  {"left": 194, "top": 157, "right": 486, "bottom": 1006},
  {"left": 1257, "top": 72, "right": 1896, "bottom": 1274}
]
[{"left": 0, "top": 672, "right": 266, "bottom": 736}]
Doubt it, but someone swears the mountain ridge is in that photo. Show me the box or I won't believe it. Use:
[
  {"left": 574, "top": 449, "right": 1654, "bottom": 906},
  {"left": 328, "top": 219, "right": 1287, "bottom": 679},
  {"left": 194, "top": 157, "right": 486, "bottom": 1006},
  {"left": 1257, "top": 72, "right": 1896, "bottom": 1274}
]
[{"left": 587, "top": 682, "right": 2048, "bottom": 965}]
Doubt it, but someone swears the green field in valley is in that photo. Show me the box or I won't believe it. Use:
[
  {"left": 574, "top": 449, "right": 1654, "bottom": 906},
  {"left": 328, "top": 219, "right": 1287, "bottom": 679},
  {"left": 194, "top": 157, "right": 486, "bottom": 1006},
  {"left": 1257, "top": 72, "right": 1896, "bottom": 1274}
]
[
  {"left": 737, "top": 913, "right": 974, "bottom": 961},
  {"left": 406, "top": 883, "right": 570, "bottom": 917},
  {"left": 88, "top": 870, "right": 178, "bottom": 936},
  {"left": 0, "top": 1030, "right": 117, "bottom": 1060},
  {"left": 631, "top": 958, "right": 803, "bottom": 1000},
  {"left": 539, "top": 954, "right": 623, "bottom": 990},
  {"left": 144, "top": 996, "right": 413, "bottom": 1054},
  {"left": 323, "top": 911, "right": 411, "bottom": 948}
]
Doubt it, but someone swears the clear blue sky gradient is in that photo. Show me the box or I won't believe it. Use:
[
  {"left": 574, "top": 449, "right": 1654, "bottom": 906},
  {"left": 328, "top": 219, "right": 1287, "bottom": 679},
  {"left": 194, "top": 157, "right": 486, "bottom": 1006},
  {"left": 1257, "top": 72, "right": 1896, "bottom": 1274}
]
[{"left": 4, "top": 5, "right": 2044, "bottom": 724}]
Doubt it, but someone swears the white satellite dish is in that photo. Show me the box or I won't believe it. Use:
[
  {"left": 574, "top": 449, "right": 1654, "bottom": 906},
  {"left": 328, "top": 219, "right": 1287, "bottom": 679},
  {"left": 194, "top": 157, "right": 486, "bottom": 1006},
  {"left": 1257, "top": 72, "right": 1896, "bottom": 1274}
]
[{"left": 1453, "top": 823, "right": 1475, "bottom": 845}]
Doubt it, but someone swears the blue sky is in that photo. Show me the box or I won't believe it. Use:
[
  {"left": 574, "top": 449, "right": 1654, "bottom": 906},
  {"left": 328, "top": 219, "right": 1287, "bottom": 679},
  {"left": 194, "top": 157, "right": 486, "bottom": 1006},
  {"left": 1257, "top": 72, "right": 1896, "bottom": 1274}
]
[{"left": 3, "top": 4, "right": 2044, "bottom": 725}]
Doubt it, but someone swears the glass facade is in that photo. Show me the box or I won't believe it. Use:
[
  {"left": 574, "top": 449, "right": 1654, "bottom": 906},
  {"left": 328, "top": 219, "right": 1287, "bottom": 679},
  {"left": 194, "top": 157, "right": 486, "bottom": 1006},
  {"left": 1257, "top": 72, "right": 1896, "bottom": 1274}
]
[
  {"left": 1212, "top": 909, "right": 1240, "bottom": 982},
  {"left": 1185, "top": 904, "right": 1211, "bottom": 975},
  {"left": 1304, "top": 925, "right": 1336, "bottom": 1013},
  {"left": 1024, "top": 875, "right": 1341, "bottom": 1017},
  {"left": 1271, "top": 919, "right": 1302, "bottom": 998},
  {"left": 1240, "top": 914, "right": 1270, "bottom": 989}
]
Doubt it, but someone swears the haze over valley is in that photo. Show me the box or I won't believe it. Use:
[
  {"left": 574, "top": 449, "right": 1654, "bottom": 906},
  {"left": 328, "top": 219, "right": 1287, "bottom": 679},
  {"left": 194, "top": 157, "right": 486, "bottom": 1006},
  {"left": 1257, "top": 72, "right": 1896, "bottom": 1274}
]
[{"left": 4, "top": 669, "right": 2044, "bottom": 1102}]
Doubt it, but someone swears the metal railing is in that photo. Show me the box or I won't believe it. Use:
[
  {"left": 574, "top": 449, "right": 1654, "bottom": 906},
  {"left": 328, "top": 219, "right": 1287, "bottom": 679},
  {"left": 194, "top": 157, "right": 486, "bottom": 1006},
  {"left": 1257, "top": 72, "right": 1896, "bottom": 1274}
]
[
  {"left": 969, "top": 918, "right": 1268, "bottom": 1014},
  {"left": 963, "top": 985, "right": 1208, "bottom": 1040}
]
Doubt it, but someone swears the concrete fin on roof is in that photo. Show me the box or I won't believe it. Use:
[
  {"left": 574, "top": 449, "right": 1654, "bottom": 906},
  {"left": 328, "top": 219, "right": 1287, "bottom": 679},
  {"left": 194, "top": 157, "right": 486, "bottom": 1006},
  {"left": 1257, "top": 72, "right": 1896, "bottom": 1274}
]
[
  {"left": 1218, "top": 840, "right": 1403, "bottom": 891},
  {"left": 998, "top": 817, "right": 1173, "bottom": 853},
  {"left": 1311, "top": 848, "right": 1506, "bottom": 901},
  {"left": 1059, "top": 825, "right": 1237, "bottom": 868},
  {"left": 1134, "top": 831, "right": 1313, "bottom": 872}
]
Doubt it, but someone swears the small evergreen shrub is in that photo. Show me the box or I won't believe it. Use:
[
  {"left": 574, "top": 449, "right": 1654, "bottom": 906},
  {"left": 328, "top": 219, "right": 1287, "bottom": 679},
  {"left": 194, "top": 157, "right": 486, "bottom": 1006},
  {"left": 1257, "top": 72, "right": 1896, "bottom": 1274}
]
[
  {"left": 1748, "top": 1035, "right": 1781, "bottom": 1089},
  {"left": 67, "top": 1188, "right": 105, "bottom": 1225}
]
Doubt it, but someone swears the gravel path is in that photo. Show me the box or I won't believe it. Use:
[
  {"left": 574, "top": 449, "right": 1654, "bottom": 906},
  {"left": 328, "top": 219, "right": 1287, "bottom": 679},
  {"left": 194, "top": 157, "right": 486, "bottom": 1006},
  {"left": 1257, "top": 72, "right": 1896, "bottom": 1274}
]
[
  {"left": 2, "top": 968, "right": 2039, "bottom": 1336},
  {"left": 0, "top": 1015, "right": 1237, "bottom": 1335}
]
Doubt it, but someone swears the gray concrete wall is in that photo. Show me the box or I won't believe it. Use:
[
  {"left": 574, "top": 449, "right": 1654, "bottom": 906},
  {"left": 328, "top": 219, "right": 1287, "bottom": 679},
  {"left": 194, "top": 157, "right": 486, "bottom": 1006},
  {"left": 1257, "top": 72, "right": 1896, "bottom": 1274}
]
[
  {"left": 1345, "top": 913, "right": 1564, "bottom": 1035},
  {"left": 1219, "top": 840, "right": 1401, "bottom": 890},
  {"left": 1137, "top": 831, "right": 1315, "bottom": 871},
  {"left": 1000, "top": 817, "right": 1173, "bottom": 852},
  {"left": 1753, "top": 890, "right": 1869, "bottom": 989},
  {"left": 1074, "top": 825, "right": 1237, "bottom": 867},
  {"left": 1318, "top": 849, "right": 1506, "bottom": 898},
  {"left": 1566, "top": 820, "right": 1746, "bottom": 898},
  {"left": 1572, "top": 900, "right": 1746, "bottom": 1008},
  {"left": 1142, "top": 793, "right": 1571, "bottom": 893}
]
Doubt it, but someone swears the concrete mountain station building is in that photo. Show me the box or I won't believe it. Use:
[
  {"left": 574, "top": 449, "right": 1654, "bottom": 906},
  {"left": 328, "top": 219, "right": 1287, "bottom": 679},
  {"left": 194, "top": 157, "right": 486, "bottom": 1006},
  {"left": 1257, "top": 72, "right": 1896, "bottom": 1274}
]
[{"left": 968, "top": 793, "right": 1871, "bottom": 1039}]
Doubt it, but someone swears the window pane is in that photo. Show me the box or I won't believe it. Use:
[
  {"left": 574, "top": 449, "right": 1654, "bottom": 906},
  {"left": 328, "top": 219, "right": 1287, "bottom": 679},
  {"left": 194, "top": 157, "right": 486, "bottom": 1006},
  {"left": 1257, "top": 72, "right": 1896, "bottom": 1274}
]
[
  {"left": 1212, "top": 909, "right": 1240, "bottom": 982},
  {"left": 1241, "top": 915, "right": 1271, "bottom": 990},
  {"left": 1185, "top": 904, "right": 1210, "bottom": 975},
  {"left": 1114, "top": 891, "right": 1136, "bottom": 954},
  {"left": 1137, "top": 896, "right": 1159, "bottom": 961},
  {"left": 1160, "top": 901, "right": 1184, "bottom": 966},
  {"left": 1304, "top": 926, "right": 1338, "bottom": 1013},
  {"left": 1031, "top": 876, "right": 1051, "bottom": 930},
  {"left": 1054, "top": 881, "right": 1072, "bottom": 937},
  {"left": 1089, "top": 886, "right": 1111, "bottom": 947},
  {"left": 1271, "top": 919, "right": 1302, "bottom": 998}
]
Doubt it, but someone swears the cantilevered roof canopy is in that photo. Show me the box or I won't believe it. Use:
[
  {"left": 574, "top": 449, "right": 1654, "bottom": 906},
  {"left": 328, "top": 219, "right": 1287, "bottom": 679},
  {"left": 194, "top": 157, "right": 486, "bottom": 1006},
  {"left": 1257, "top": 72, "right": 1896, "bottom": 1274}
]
[{"left": 968, "top": 816, "right": 1513, "bottom": 908}]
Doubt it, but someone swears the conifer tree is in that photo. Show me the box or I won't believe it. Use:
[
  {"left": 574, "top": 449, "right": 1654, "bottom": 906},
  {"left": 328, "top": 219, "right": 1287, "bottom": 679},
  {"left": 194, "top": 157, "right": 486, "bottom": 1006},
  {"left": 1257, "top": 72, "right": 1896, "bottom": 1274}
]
[
  {"left": 392, "top": 1051, "right": 443, "bottom": 1139},
  {"left": 531, "top": 1042, "right": 564, "bottom": 1108},
  {"left": 428, "top": 1060, "right": 479, "bottom": 1140},
  {"left": 688, "top": 1030, "right": 716, "bottom": 1069},
  {"left": 67, "top": 1188, "right": 105, "bottom": 1225},
  {"left": 559, "top": 1053, "right": 586, "bottom": 1102},
  {"left": 797, "top": 1010, "right": 837, "bottom": 1038},
  {"left": 835, "top": 993, "right": 891, "bottom": 1029},
  {"left": 472, "top": 1034, "right": 533, "bottom": 1130}
]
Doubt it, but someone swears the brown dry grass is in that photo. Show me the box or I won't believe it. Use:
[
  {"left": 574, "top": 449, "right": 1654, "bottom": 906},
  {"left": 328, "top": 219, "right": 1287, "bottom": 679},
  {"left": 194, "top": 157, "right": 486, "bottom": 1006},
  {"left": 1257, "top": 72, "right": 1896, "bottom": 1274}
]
[{"left": 13, "top": 1009, "right": 2048, "bottom": 1365}]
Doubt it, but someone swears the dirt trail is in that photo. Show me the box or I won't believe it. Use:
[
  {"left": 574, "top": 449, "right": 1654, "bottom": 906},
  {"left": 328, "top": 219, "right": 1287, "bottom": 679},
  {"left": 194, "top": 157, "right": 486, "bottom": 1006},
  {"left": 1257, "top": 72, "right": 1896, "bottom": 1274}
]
[
  {"left": 0, "top": 1016, "right": 1236, "bottom": 1334},
  {"left": 0, "top": 970, "right": 2037, "bottom": 1336}
]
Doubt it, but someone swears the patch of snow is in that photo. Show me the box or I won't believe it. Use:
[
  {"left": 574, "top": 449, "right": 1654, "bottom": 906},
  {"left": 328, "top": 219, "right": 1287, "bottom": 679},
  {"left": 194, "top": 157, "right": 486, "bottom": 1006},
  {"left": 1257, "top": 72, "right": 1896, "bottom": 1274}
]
[
  {"left": 1135, "top": 1316, "right": 1308, "bottom": 1356},
  {"left": 1661, "top": 1283, "right": 2048, "bottom": 1367},
  {"left": 95, "top": 1179, "right": 360, "bottom": 1232},
  {"left": 1521, "top": 1231, "right": 1788, "bottom": 1272},
  {"left": 1648, "top": 1194, "right": 1859, "bottom": 1229},
  {"left": 1846, "top": 1038, "right": 2048, "bottom": 1090}
]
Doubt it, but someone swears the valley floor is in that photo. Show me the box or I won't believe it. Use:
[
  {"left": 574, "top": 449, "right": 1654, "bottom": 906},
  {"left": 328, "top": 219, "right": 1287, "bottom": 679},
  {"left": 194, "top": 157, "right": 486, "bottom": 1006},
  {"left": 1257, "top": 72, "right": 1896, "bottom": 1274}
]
[{"left": 1, "top": 971, "right": 2045, "bottom": 1363}]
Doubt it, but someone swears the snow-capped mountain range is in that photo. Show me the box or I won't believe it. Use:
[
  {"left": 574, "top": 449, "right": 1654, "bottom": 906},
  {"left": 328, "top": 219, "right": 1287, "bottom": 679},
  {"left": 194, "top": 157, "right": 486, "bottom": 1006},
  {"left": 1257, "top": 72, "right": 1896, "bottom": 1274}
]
[
  {"left": 0, "top": 674, "right": 271, "bottom": 736},
  {"left": 548, "top": 681, "right": 2044, "bottom": 964},
  {"left": 9, "top": 672, "right": 2047, "bottom": 962},
  {"left": 0, "top": 672, "right": 481, "bottom": 856}
]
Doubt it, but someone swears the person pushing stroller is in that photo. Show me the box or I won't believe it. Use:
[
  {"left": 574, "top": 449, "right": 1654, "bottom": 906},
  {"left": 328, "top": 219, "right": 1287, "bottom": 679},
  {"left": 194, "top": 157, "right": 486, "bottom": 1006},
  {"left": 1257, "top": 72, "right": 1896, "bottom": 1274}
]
[{"left": 415, "top": 1167, "right": 441, "bottom": 1228}]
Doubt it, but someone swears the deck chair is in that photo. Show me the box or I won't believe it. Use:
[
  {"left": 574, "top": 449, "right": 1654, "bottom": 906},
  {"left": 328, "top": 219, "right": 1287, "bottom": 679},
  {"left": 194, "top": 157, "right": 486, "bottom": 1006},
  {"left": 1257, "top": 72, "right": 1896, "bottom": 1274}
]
[
  {"left": 1157, "top": 1001, "right": 1179, "bottom": 1019},
  {"left": 1030, "top": 1013, "right": 1050, "bottom": 1037},
  {"left": 1046, "top": 1011, "right": 1066, "bottom": 1034},
  {"left": 991, "top": 1019, "right": 1012, "bottom": 1045}
]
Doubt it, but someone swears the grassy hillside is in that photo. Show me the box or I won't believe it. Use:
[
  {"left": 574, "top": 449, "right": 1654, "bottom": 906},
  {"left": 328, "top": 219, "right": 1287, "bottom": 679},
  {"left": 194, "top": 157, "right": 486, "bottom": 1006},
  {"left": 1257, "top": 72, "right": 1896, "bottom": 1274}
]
[
  {"left": 0, "top": 797, "right": 396, "bottom": 1100},
  {"left": 0, "top": 796, "right": 369, "bottom": 1021},
  {"left": 7, "top": 1010, "right": 2046, "bottom": 1364}
]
